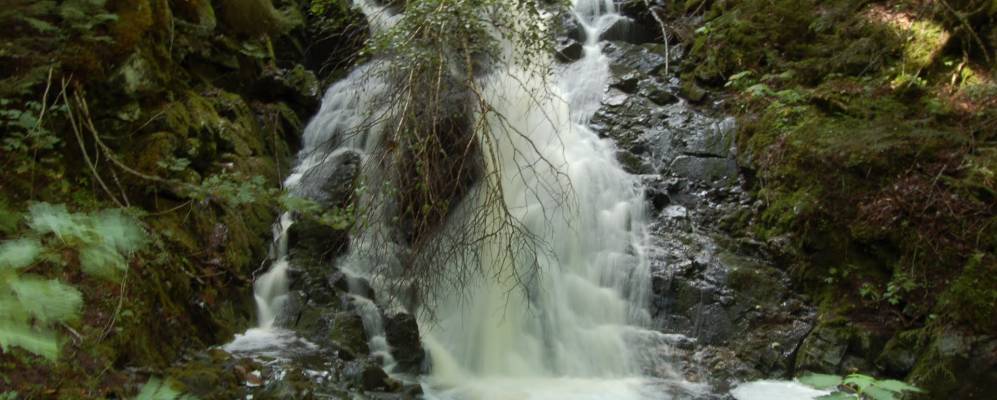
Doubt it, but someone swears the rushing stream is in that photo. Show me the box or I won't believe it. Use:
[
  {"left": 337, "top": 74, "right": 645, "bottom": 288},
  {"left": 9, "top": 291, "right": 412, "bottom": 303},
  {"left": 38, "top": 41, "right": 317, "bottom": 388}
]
[{"left": 227, "top": 1, "right": 825, "bottom": 399}]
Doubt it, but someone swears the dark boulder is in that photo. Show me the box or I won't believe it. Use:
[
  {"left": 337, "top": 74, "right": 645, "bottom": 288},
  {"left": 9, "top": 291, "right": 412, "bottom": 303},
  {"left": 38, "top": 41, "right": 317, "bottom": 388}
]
[
  {"left": 555, "top": 37, "right": 585, "bottom": 63},
  {"left": 383, "top": 311, "right": 426, "bottom": 374}
]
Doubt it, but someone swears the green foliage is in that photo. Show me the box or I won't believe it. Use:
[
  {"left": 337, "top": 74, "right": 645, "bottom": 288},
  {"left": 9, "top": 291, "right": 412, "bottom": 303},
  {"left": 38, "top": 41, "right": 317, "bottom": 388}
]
[
  {"left": 134, "top": 378, "right": 197, "bottom": 400},
  {"left": 280, "top": 194, "right": 355, "bottom": 230},
  {"left": 11, "top": 0, "right": 118, "bottom": 42},
  {"left": 0, "top": 98, "right": 66, "bottom": 175},
  {"left": 367, "top": 0, "right": 560, "bottom": 76},
  {"left": 0, "top": 203, "right": 148, "bottom": 361},
  {"left": 308, "top": 0, "right": 350, "bottom": 17},
  {"left": 800, "top": 373, "right": 923, "bottom": 400},
  {"left": 187, "top": 174, "right": 273, "bottom": 208}
]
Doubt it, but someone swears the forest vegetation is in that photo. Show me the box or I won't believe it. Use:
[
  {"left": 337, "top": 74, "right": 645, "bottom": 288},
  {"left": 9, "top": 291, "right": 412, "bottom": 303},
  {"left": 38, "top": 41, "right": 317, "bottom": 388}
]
[{"left": 0, "top": 0, "right": 993, "bottom": 398}]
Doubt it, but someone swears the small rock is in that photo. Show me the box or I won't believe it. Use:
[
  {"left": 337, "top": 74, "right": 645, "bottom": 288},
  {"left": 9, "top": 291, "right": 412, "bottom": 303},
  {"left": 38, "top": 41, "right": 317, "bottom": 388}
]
[
  {"left": 602, "top": 89, "right": 629, "bottom": 107},
  {"left": 234, "top": 364, "right": 263, "bottom": 387},
  {"left": 679, "top": 81, "right": 707, "bottom": 103},
  {"left": 609, "top": 71, "right": 640, "bottom": 93},
  {"left": 646, "top": 86, "right": 678, "bottom": 105}
]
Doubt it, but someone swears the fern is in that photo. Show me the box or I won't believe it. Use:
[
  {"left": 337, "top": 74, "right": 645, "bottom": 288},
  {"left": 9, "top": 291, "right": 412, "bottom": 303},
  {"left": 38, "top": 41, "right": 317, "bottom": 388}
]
[
  {"left": 8, "top": 277, "right": 82, "bottom": 323},
  {"left": 27, "top": 203, "right": 83, "bottom": 242},
  {"left": 0, "top": 239, "right": 42, "bottom": 269},
  {"left": 0, "top": 203, "right": 148, "bottom": 361},
  {"left": 79, "top": 244, "right": 127, "bottom": 280}
]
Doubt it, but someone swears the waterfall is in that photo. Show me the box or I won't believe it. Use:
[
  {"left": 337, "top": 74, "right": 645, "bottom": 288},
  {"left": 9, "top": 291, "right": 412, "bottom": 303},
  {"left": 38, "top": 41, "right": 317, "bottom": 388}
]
[
  {"left": 413, "top": 1, "right": 704, "bottom": 398},
  {"left": 231, "top": 0, "right": 705, "bottom": 398}
]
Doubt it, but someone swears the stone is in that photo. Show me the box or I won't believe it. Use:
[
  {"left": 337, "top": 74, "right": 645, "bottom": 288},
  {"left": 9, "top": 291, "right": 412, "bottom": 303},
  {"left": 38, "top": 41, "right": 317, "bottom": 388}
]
[
  {"left": 602, "top": 88, "right": 630, "bottom": 107},
  {"left": 343, "top": 360, "right": 391, "bottom": 391},
  {"left": 558, "top": 13, "right": 585, "bottom": 41},
  {"left": 646, "top": 85, "right": 678, "bottom": 105},
  {"left": 383, "top": 311, "right": 426, "bottom": 374},
  {"left": 555, "top": 37, "right": 584, "bottom": 63},
  {"left": 250, "top": 64, "right": 321, "bottom": 111},
  {"left": 795, "top": 324, "right": 852, "bottom": 373},
  {"left": 683, "top": 118, "right": 734, "bottom": 158},
  {"left": 609, "top": 70, "right": 641, "bottom": 93},
  {"left": 297, "top": 149, "right": 362, "bottom": 209},
  {"left": 600, "top": 16, "right": 657, "bottom": 44},
  {"left": 668, "top": 155, "right": 738, "bottom": 184},
  {"left": 679, "top": 80, "right": 707, "bottom": 103}
]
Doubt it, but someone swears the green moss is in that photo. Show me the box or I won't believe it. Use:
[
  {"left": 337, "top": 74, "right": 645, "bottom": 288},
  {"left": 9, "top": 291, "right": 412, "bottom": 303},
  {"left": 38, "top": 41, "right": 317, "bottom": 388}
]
[
  {"left": 217, "top": 0, "right": 297, "bottom": 37},
  {"left": 937, "top": 253, "right": 997, "bottom": 332}
]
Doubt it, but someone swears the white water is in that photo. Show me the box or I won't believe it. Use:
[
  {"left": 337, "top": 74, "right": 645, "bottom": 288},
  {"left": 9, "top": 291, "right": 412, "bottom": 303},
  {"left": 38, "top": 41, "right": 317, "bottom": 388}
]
[
  {"left": 730, "top": 381, "right": 830, "bottom": 400},
  {"left": 415, "top": 1, "right": 703, "bottom": 399},
  {"left": 233, "top": 0, "right": 705, "bottom": 398},
  {"left": 226, "top": 0, "right": 398, "bottom": 357}
]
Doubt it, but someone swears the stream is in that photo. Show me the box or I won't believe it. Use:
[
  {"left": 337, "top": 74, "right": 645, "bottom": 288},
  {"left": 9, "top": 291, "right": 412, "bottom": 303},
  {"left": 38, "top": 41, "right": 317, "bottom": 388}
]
[{"left": 224, "top": 1, "right": 825, "bottom": 399}]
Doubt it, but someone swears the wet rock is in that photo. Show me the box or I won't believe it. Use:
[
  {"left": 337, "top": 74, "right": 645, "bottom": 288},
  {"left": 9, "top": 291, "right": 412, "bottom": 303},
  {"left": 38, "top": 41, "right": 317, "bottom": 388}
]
[
  {"left": 557, "top": 12, "right": 585, "bottom": 41},
  {"left": 679, "top": 80, "right": 707, "bottom": 103},
  {"left": 795, "top": 324, "right": 852, "bottom": 373},
  {"left": 555, "top": 37, "right": 584, "bottom": 63},
  {"left": 251, "top": 64, "right": 321, "bottom": 112},
  {"left": 383, "top": 311, "right": 426, "bottom": 374},
  {"left": 667, "top": 155, "right": 737, "bottom": 184},
  {"left": 600, "top": 16, "right": 658, "bottom": 44},
  {"left": 605, "top": 41, "right": 671, "bottom": 75},
  {"left": 617, "top": 150, "right": 654, "bottom": 174},
  {"left": 287, "top": 217, "right": 349, "bottom": 265},
  {"left": 642, "top": 176, "right": 672, "bottom": 212},
  {"left": 297, "top": 149, "right": 363, "bottom": 209},
  {"left": 609, "top": 70, "right": 641, "bottom": 93},
  {"left": 328, "top": 270, "right": 374, "bottom": 300},
  {"left": 602, "top": 88, "right": 631, "bottom": 107},
  {"left": 234, "top": 364, "right": 263, "bottom": 387},
  {"left": 876, "top": 332, "right": 919, "bottom": 375},
  {"left": 683, "top": 118, "right": 734, "bottom": 158},
  {"left": 343, "top": 360, "right": 392, "bottom": 391},
  {"left": 646, "top": 85, "right": 678, "bottom": 105},
  {"left": 328, "top": 310, "right": 372, "bottom": 357}
]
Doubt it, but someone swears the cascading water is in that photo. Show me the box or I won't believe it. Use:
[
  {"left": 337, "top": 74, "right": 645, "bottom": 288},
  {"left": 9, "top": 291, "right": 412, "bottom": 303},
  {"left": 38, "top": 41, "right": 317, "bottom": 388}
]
[
  {"left": 232, "top": 0, "right": 708, "bottom": 397},
  {"left": 413, "top": 1, "right": 705, "bottom": 398}
]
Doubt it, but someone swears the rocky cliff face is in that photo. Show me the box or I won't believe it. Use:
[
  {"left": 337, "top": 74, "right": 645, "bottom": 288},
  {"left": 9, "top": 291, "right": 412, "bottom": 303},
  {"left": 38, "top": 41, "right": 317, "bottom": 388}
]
[{"left": 618, "top": 1, "right": 996, "bottom": 398}]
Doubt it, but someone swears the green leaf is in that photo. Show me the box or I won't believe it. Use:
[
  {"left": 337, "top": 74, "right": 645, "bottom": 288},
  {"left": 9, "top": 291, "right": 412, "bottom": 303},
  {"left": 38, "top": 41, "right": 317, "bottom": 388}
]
[
  {"left": 91, "top": 209, "right": 147, "bottom": 255},
  {"left": 27, "top": 203, "right": 84, "bottom": 241},
  {"left": 874, "top": 379, "right": 923, "bottom": 393},
  {"left": 134, "top": 378, "right": 196, "bottom": 400},
  {"left": 843, "top": 374, "right": 875, "bottom": 391},
  {"left": 79, "top": 244, "right": 126, "bottom": 281},
  {"left": 0, "top": 319, "right": 59, "bottom": 361},
  {"left": 19, "top": 17, "right": 59, "bottom": 33},
  {"left": 863, "top": 386, "right": 898, "bottom": 400},
  {"left": 9, "top": 277, "right": 82, "bottom": 323},
  {"left": 0, "top": 239, "right": 42, "bottom": 269},
  {"left": 799, "top": 373, "right": 843, "bottom": 389}
]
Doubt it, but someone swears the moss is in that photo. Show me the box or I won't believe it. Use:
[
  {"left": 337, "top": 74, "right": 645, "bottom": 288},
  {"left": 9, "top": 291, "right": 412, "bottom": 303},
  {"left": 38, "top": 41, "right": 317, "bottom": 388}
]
[
  {"left": 217, "top": 0, "right": 296, "bottom": 37},
  {"left": 937, "top": 253, "right": 997, "bottom": 332},
  {"left": 685, "top": 0, "right": 996, "bottom": 393}
]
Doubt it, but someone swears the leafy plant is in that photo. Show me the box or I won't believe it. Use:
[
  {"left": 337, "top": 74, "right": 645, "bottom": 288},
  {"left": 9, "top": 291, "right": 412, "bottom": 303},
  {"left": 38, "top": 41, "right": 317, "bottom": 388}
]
[
  {"left": 799, "top": 373, "right": 924, "bottom": 400},
  {"left": 0, "top": 98, "right": 66, "bottom": 175},
  {"left": 0, "top": 203, "right": 147, "bottom": 361},
  {"left": 134, "top": 378, "right": 197, "bottom": 400}
]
